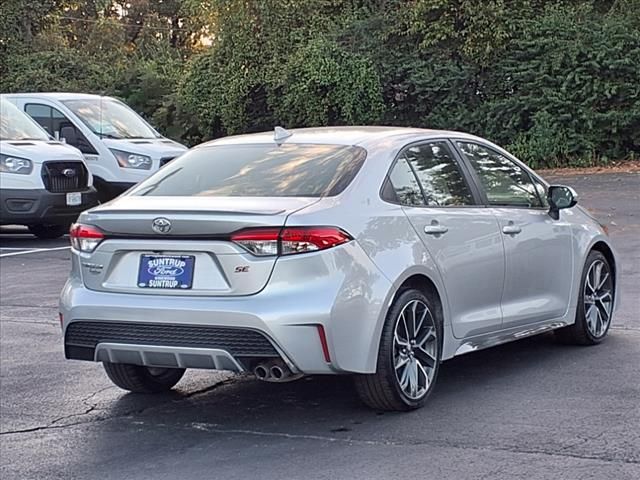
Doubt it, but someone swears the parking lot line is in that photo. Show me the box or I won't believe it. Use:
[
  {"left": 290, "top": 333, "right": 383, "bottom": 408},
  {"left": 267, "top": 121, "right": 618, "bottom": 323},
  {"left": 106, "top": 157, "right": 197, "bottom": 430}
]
[{"left": 0, "top": 246, "right": 71, "bottom": 258}]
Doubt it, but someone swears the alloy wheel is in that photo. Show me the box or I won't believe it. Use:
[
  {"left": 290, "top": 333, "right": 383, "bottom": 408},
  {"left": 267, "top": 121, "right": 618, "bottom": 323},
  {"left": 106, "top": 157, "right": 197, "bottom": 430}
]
[
  {"left": 393, "top": 299, "right": 438, "bottom": 400},
  {"left": 583, "top": 259, "right": 613, "bottom": 338}
]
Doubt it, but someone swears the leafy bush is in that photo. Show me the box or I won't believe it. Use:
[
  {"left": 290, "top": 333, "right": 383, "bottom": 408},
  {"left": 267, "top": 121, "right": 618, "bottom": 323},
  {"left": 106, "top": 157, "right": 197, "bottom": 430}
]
[
  {"left": 484, "top": 3, "right": 640, "bottom": 166},
  {"left": 1, "top": 0, "right": 639, "bottom": 165},
  {"left": 270, "top": 38, "right": 384, "bottom": 127},
  {"left": 1, "top": 49, "right": 116, "bottom": 93}
]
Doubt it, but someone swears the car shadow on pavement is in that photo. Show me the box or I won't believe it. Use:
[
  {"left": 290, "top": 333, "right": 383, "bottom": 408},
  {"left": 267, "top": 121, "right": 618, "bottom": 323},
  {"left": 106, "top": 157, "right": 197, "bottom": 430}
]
[
  {"left": 103, "top": 332, "right": 596, "bottom": 432},
  {"left": 54, "top": 330, "right": 638, "bottom": 479}
]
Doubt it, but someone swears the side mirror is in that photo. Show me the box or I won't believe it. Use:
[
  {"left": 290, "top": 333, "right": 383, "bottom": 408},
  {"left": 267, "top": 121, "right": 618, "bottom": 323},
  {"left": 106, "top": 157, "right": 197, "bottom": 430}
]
[{"left": 548, "top": 185, "right": 578, "bottom": 220}]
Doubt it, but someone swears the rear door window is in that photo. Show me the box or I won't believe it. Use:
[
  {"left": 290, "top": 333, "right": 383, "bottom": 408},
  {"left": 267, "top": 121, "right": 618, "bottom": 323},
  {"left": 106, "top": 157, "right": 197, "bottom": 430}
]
[
  {"left": 383, "top": 157, "right": 425, "bottom": 206},
  {"left": 403, "top": 141, "right": 474, "bottom": 206},
  {"left": 132, "top": 144, "right": 366, "bottom": 197}
]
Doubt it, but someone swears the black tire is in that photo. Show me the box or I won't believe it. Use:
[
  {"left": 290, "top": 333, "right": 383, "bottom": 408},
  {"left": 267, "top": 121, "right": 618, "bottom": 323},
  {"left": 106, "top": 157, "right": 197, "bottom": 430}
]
[
  {"left": 93, "top": 178, "right": 118, "bottom": 204},
  {"left": 103, "top": 362, "right": 185, "bottom": 393},
  {"left": 28, "top": 224, "right": 69, "bottom": 239},
  {"left": 555, "top": 250, "right": 614, "bottom": 345},
  {"left": 96, "top": 186, "right": 113, "bottom": 204},
  {"left": 354, "top": 288, "right": 442, "bottom": 411}
]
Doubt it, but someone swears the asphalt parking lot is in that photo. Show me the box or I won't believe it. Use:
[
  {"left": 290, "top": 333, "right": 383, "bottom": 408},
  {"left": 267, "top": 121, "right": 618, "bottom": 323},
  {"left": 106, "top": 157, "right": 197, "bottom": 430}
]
[{"left": 1, "top": 172, "right": 638, "bottom": 480}]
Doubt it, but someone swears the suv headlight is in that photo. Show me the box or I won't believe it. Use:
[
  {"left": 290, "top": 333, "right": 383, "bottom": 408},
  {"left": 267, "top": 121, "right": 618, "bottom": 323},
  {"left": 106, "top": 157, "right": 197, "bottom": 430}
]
[
  {"left": 110, "top": 149, "right": 152, "bottom": 170},
  {"left": 0, "top": 154, "right": 33, "bottom": 174}
]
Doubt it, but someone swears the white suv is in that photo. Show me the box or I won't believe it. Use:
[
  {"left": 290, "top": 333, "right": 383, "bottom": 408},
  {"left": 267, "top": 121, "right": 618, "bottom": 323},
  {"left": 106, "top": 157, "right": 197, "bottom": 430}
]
[
  {"left": 0, "top": 96, "right": 97, "bottom": 238},
  {"left": 4, "top": 93, "right": 187, "bottom": 202}
]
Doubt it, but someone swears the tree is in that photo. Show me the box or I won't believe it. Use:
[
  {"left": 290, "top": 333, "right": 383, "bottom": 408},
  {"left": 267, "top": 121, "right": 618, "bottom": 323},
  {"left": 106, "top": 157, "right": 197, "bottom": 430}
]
[{"left": 1, "top": 0, "right": 638, "bottom": 165}]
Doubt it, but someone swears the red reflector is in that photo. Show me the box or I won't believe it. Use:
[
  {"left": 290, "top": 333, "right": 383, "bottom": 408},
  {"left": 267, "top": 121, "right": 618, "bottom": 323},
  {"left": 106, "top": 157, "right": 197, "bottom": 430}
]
[{"left": 316, "top": 325, "right": 331, "bottom": 363}]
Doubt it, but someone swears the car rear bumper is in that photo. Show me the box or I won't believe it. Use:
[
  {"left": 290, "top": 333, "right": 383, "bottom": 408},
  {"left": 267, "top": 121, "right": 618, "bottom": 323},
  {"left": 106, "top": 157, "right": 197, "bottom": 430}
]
[
  {"left": 60, "top": 241, "right": 393, "bottom": 375},
  {"left": 0, "top": 187, "right": 98, "bottom": 226},
  {"left": 64, "top": 320, "right": 286, "bottom": 372}
]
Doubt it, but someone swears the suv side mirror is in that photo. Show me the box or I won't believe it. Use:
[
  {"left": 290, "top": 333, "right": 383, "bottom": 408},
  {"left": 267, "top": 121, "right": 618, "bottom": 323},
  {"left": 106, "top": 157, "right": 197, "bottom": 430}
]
[{"left": 548, "top": 185, "right": 578, "bottom": 220}]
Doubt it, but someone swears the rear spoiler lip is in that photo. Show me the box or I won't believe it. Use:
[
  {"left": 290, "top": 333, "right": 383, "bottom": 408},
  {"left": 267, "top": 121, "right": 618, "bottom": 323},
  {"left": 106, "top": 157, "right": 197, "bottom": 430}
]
[
  {"left": 77, "top": 198, "right": 326, "bottom": 240},
  {"left": 86, "top": 208, "right": 287, "bottom": 216},
  {"left": 96, "top": 233, "right": 235, "bottom": 241}
]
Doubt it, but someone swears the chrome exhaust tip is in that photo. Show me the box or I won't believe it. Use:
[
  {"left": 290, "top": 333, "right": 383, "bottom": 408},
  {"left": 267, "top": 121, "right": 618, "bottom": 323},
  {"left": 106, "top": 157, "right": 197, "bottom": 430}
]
[
  {"left": 254, "top": 360, "right": 303, "bottom": 383},
  {"left": 254, "top": 364, "right": 269, "bottom": 380},
  {"left": 270, "top": 365, "right": 285, "bottom": 380}
]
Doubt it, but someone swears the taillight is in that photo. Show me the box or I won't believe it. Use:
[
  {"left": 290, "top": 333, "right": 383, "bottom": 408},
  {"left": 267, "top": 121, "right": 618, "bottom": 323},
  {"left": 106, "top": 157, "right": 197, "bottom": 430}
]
[
  {"left": 231, "top": 227, "right": 352, "bottom": 257},
  {"left": 230, "top": 228, "right": 280, "bottom": 256},
  {"left": 280, "top": 227, "right": 352, "bottom": 255},
  {"left": 69, "top": 223, "right": 105, "bottom": 253}
]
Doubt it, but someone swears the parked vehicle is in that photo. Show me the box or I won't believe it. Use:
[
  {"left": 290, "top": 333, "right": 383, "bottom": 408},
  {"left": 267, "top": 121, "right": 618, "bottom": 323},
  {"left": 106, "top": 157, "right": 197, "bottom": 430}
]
[
  {"left": 4, "top": 93, "right": 187, "bottom": 202},
  {"left": 0, "top": 96, "right": 98, "bottom": 239},
  {"left": 60, "top": 127, "right": 618, "bottom": 410}
]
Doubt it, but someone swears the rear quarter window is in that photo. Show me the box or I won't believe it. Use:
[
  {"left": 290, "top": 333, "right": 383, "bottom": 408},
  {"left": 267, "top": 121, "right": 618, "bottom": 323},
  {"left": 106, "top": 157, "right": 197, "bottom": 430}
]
[{"left": 131, "top": 144, "right": 366, "bottom": 197}]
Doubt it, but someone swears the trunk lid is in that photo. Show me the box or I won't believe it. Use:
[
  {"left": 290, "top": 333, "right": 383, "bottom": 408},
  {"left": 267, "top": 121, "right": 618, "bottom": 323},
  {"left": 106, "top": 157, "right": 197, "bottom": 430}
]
[{"left": 78, "top": 196, "right": 318, "bottom": 296}]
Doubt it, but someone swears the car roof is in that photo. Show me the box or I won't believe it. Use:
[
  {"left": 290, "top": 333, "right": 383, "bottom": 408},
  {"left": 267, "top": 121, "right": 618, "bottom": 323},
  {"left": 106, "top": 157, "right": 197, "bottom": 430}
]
[
  {"left": 2, "top": 92, "right": 113, "bottom": 101},
  {"left": 198, "top": 126, "right": 485, "bottom": 148}
]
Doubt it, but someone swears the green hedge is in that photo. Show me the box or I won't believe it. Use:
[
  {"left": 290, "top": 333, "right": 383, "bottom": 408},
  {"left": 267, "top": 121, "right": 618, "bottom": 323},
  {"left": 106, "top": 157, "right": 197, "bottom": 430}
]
[{"left": 2, "top": 1, "right": 639, "bottom": 167}]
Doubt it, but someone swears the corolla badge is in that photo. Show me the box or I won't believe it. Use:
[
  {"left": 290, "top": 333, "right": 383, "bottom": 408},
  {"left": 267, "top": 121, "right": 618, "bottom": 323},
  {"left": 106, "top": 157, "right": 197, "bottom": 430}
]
[
  {"left": 151, "top": 217, "right": 172, "bottom": 234},
  {"left": 147, "top": 257, "right": 185, "bottom": 276}
]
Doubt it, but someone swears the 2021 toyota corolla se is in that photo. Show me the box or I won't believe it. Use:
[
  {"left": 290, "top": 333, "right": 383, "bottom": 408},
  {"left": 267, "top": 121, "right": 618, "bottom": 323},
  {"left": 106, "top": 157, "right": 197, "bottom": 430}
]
[{"left": 59, "top": 127, "right": 618, "bottom": 411}]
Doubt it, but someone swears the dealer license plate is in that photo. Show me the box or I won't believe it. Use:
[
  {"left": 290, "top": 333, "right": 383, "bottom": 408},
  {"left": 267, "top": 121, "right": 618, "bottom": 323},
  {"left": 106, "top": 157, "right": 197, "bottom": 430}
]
[{"left": 137, "top": 255, "right": 195, "bottom": 289}]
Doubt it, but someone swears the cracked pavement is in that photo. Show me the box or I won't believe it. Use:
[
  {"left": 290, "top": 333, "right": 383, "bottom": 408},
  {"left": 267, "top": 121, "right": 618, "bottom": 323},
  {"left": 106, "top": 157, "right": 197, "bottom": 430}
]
[{"left": 1, "top": 172, "right": 639, "bottom": 479}]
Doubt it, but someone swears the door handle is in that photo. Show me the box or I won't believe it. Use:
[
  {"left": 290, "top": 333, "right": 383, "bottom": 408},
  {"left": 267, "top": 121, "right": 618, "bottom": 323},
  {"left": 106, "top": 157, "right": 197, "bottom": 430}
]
[
  {"left": 424, "top": 224, "right": 448, "bottom": 235},
  {"left": 502, "top": 222, "right": 522, "bottom": 235}
]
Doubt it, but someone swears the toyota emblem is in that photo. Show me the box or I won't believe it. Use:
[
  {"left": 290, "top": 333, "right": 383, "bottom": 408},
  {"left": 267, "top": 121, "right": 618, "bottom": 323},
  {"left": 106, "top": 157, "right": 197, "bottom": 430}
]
[
  {"left": 151, "top": 217, "right": 172, "bottom": 234},
  {"left": 62, "top": 168, "right": 77, "bottom": 177}
]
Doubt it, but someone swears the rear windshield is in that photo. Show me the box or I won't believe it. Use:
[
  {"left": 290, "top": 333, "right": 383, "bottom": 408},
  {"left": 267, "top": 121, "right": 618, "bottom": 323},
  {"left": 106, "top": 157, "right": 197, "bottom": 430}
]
[{"left": 130, "top": 144, "right": 366, "bottom": 197}]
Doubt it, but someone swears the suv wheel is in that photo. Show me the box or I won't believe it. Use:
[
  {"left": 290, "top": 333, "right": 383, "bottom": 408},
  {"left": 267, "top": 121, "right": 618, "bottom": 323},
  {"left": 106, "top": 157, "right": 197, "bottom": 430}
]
[
  {"left": 103, "top": 362, "right": 186, "bottom": 393},
  {"left": 355, "top": 289, "right": 442, "bottom": 411},
  {"left": 28, "top": 224, "right": 69, "bottom": 240}
]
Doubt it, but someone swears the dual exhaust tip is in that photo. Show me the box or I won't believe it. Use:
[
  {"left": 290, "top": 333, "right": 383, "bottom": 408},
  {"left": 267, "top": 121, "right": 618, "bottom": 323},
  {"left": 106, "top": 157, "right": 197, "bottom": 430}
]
[{"left": 253, "top": 359, "right": 301, "bottom": 383}]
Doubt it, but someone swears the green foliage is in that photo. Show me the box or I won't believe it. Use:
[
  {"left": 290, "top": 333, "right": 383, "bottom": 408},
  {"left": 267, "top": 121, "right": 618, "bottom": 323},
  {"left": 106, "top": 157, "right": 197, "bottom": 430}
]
[
  {"left": 484, "top": 2, "right": 640, "bottom": 166},
  {"left": 1, "top": 49, "right": 116, "bottom": 93},
  {"left": 270, "top": 38, "right": 384, "bottom": 127},
  {"left": 112, "top": 57, "right": 187, "bottom": 141},
  {"left": 403, "top": 0, "right": 512, "bottom": 64},
  {"left": 1, "top": 0, "right": 639, "bottom": 167},
  {"left": 508, "top": 112, "right": 572, "bottom": 169}
]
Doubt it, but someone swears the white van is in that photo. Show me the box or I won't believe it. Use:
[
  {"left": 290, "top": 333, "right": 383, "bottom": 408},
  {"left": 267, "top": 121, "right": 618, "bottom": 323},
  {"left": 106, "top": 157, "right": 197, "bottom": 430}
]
[
  {"left": 4, "top": 93, "right": 187, "bottom": 201},
  {"left": 0, "top": 96, "right": 98, "bottom": 239}
]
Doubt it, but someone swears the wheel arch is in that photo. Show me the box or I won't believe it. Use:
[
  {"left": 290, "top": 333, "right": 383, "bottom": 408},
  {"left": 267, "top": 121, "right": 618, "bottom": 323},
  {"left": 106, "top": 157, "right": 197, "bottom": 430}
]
[
  {"left": 590, "top": 241, "right": 617, "bottom": 288},
  {"left": 364, "top": 270, "right": 454, "bottom": 371},
  {"left": 571, "top": 237, "right": 619, "bottom": 320},
  {"left": 555, "top": 238, "right": 618, "bottom": 345},
  {"left": 395, "top": 274, "right": 445, "bottom": 327}
]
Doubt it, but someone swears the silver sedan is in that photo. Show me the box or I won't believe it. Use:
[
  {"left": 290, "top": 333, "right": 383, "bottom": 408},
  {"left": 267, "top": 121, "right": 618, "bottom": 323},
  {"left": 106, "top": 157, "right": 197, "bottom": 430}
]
[{"left": 60, "top": 127, "right": 618, "bottom": 411}]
